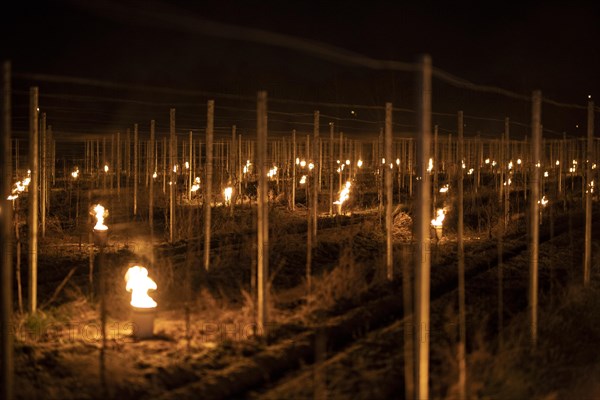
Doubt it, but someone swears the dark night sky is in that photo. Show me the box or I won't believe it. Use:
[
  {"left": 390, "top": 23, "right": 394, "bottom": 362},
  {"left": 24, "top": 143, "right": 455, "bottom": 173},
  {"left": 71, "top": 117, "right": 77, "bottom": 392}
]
[{"left": 1, "top": 0, "right": 599, "bottom": 141}]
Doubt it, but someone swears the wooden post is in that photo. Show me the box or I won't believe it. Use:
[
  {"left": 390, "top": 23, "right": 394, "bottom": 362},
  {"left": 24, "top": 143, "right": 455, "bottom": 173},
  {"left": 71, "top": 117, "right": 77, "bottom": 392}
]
[
  {"left": 457, "top": 111, "right": 467, "bottom": 399},
  {"left": 329, "top": 123, "right": 334, "bottom": 216},
  {"left": 433, "top": 124, "right": 438, "bottom": 214},
  {"left": 257, "top": 91, "right": 269, "bottom": 333},
  {"left": 385, "top": 102, "right": 393, "bottom": 281},
  {"left": 530, "top": 90, "right": 542, "bottom": 346},
  {"left": 133, "top": 124, "right": 138, "bottom": 216},
  {"left": 414, "top": 55, "right": 432, "bottom": 400},
  {"left": 28, "top": 87, "right": 39, "bottom": 313},
  {"left": 312, "top": 111, "right": 319, "bottom": 238},
  {"left": 169, "top": 110, "right": 175, "bottom": 243},
  {"left": 188, "top": 131, "right": 193, "bottom": 198},
  {"left": 149, "top": 121, "right": 155, "bottom": 233},
  {"left": 292, "top": 130, "right": 296, "bottom": 211},
  {"left": 116, "top": 131, "right": 121, "bottom": 197},
  {"left": 40, "top": 113, "right": 47, "bottom": 237},
  {"left": 1, "top": 60, "right": 14, "bottom": 400},
  {"left": 204, "top": 101, "right": 214, "bottom": 270},
  {"left": 584, "top": 99, "right": 594, "bottom": 287}
]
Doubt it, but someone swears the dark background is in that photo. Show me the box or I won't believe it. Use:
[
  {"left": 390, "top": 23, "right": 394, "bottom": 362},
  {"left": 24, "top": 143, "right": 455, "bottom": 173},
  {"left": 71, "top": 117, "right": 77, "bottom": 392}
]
[{"left": 1, "top": 0, "right": 598, "bottom": 141}]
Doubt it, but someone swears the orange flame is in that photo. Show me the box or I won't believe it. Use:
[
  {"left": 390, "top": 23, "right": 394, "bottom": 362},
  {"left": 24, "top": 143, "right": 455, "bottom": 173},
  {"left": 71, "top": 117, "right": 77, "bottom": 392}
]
[{"left": 125, "top": 266, "right": 157, "bottom": 308}]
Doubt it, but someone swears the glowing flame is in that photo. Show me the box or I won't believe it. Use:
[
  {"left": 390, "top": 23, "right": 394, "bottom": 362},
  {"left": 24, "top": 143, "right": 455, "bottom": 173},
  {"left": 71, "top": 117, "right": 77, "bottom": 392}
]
[
  {"left": 427, "top": 158, "right": 433, "bottom": 172},
  {"left": 485, "top": 158, "right": 490, "bottom": 164},
  {"left": 357, "top": 159, "right": 363, "bottom": 168},
  {"left": 308, "top": 162, "right": 314, "bottom": 170},
  {"left": 508, "top": 161, "right": 513, "bottom": 170},
  {"left": 467, "top": 168, "right": 474, "bottom": 175},
  {"left": 104, "top": 164, "right": 109, "bottom": 173},
  {"left": 345, "top": 159, "right": 350, "bottom": 166},
  {"left": 300, "top": 160, "right": 306, "bottom": 168},
  {"left": 439, "top": 184, "right": 449, "bottom": 193},
  {"left": 431, "top": 208, "right": 445, "bottom": 227},
  {"left": 333, "top": 181, "right": 352, "bottom": 207},
  {"left": 555, "top": 160, "right": 560, "bottom": 166},
  {"left": 296, "top": 157, "right": 300, "bottom": 165},
  {"left": 191, "top": 184, "right": 200, "bottom": 192},
  {"left": 92, "top": 204, "right": 108, "bottom": 231},
  {"left": 153, "top": 171, "right": 157, "bottom": 179},
  {"left": 71, "top": 168, "right": 80, "bottom": 179},
  {"left": 396, "top": 158, "right": 400, "bottom": 166},
  {"left": 125, "top": 266, "right": 157, "bottom": 309},
  {"left": 185, "top": 161, "right": 189, "bottom": 169},
  {"left": 544, "top": 171, "right": 549, "bottom": 178},
  {"left": 224, "top": 186, "right": 233, "bottom": 205},
  {"left": 538, "top": 196, "right": 549, "bottom": 207},
  {"left": 517, "top": 159, "right": 522, "bottom": 165},
  {"left": 267, "top": 166, "right": 278, "bottom": 178},
  {"left": 299, "top": 175, "right": 307, "bottom": 185}
]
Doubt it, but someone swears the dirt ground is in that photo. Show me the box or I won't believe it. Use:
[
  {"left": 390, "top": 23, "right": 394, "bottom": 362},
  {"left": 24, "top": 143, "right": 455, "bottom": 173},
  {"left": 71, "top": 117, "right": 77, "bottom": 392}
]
[{"left": 8, "top": 196, "right": 600, "bottom": 400}]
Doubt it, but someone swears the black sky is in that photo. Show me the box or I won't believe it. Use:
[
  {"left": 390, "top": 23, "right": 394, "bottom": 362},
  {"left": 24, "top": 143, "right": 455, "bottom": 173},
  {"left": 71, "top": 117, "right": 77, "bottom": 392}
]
[{"left": 1, "top": 0, "right": 599, "bottom": 139}]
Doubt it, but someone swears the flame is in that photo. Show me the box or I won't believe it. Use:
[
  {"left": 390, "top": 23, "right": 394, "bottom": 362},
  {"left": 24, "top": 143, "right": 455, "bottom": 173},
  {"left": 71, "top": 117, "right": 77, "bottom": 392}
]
[
  {"left": 104, "top": 164, "right": 109, "bottom": 173},
  {"left": 185, "top": 161, "right": 189, "bottom": 169},
  {"left": 334, "top": 181, "right": 352, "bottom": 206},
  {"left": 427, "top": 158, "right": 433, "bottom": 172},
  {"left": 538, "top": 196, "right": 549, "bottom": 207},
  {"left": 125, "top": 266, "right": 157, "bottom": 309},
  {"left": 224, "top": 186, "right": 233, "bottom": 205},
  {"left": 357, "top": 159, "right": 363, "bottom": 168},
  {"left": 431, "top": 208, "right": 445, "bottom": 227},
  {"left": 439, "top": 184, "right": 449, "bottom": 193},
  {"left": 267, "top": 166, "right": 278, "bottom": 178},
  {"left": 71, "top": 168, "right": 79, "bottom": 179},
  {"left": 299, "top": 175, "right": 307, "bottom": 185},
  {"left": 345, "top": 159, "right": 350, "bottom": 166},
  {"left": 300, "top": 160, "right": 306, "bottom": 168},
  {"left": 92, "top": 204, "right": 108, "bottom": 231},
  {"left": 153, "top": 171, "right": 158, "bottom": 179}
]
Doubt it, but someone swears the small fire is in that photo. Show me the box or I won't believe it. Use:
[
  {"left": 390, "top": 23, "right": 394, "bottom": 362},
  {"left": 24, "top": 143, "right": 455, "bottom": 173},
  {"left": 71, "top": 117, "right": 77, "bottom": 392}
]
[
  {"left": 267, "top": 166, "right": 278, "bottom": 178},
  {"left": 300, "top": 160, "right": 306, "bottom": 168},
  {"left": 431, "top": 208, "right": 445, "bottom": 227},
  {"left": 427, "top": 158, "right": 433, "bottom": 172},
  {"left": 185, "top": 161, "right": 189, "bottom": 169},
  {"left": 538, "top": 196, "right": 549, "bottom": 207},
  {"left": 71, "top": 167, "right": 80, "bottom": 179},
  {"left": 439, "top": 184, "right": 449, "bottom": 193},
  {"left": 104, "top": 164, "right": 109, "bottom": 173},
  {"left": 299, "top": 175, "right": 307, "bottom": 185},
  {"left": 125, "top": 266, "right": 157, "bottom": 309},
  {"left": 223, "top": 186, "right": 233, "bottom": 205},
  {"left": 345, "top": 159, "right": 350, "bottom": 166},
  {"left": 92, "top": 204, "right": 108, "bottom": 231},
  {"left": 152, "top": 171, "right": 157, "bottom": 179},
  {"left": 333, "top": 181, "right": 352, "bottom": 208},
  {"left": 396, "top": 158, "right": 400, "bottom": 166},
  {"left": 357, "top": 159, "right": 363, "bottom": 168}
]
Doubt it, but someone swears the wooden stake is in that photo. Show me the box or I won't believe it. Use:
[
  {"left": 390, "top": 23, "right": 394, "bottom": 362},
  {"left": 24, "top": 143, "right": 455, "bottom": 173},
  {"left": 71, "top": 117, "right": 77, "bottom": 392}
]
[
  {"left": 529, "top": 90, "right": 542, "bottom": 346},
  {"left": 28, "top": 87, "right": 39, "bottom": 314},
  {"left": 457, "top": 111, "right": 467, "bottom": 399},
  {"left": 257, "top": 91, "right": 269, "bottom": 333},
  {"left": 385, "top": 102, "right": 393, "bottom": 281},
  {"left": 414, "top": 54, "right": 432, "bottom": 400},
  {"left": 584, "top": 99, "right": 594, "bottom": 287},
  {"left": 1, "top": 59, "right": 14, "bottom": 400},
  {"left": 204, "top": 101, "right": 214, "bottom": 270}
]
